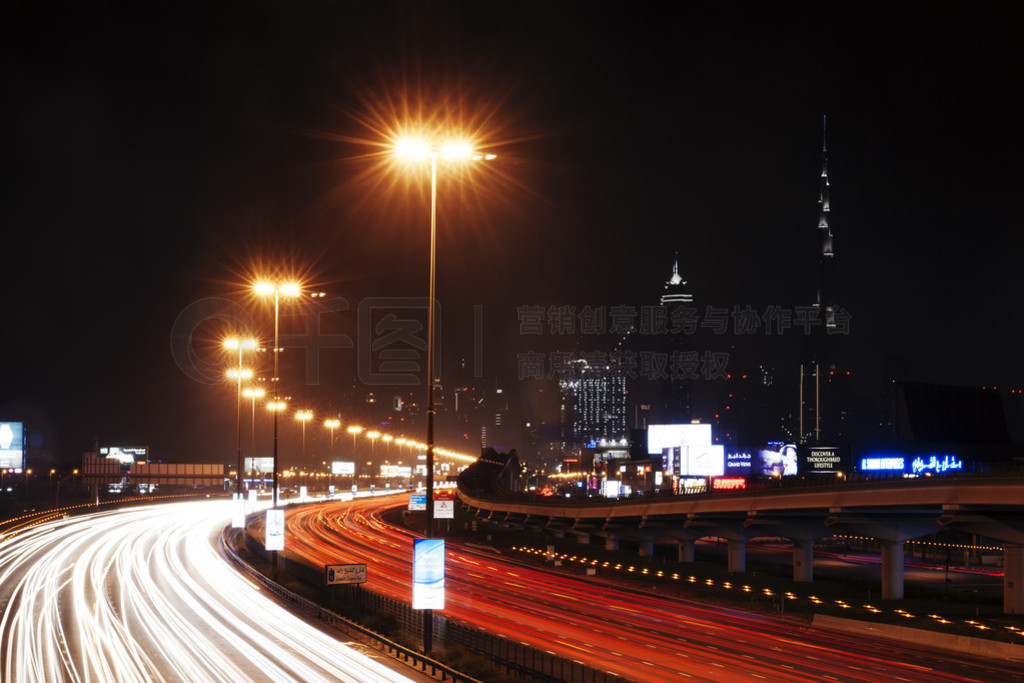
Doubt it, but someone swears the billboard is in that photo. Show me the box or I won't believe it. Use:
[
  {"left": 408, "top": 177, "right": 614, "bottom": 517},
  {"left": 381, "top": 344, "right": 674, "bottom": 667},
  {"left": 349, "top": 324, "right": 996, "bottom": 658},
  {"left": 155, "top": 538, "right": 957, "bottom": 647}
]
[
  {"left": 413, "top": 539, "right": 445, "bottom": 609},
  {"left": 332, "top": 461, "right": 355, "bottom": 475},
  {"left": 0, "top": 422, "right": 24, "bottom": 469},
  {"left": 724, "top": 450, "right": 753, "bottom": 476},
  {"left": 648, "top": 423, "right": 712, "bottom": 456},
  {"left": 100, "top": 446, "right": 148, "bottom": 464},
  {"left": 245, "top": 457, "right": 274, "bottom": 473},
  {"left": 756, "top": 443, "right": 798, "bottom": 477},
  {"left": 859, "top": 451, "right": 964, "bottom": 476},
  {"left": 648, "top": 424, "right": 722, "bottom": 476},
  {"left": 799, "top": 446, "right": 846, "bottom": 474}
]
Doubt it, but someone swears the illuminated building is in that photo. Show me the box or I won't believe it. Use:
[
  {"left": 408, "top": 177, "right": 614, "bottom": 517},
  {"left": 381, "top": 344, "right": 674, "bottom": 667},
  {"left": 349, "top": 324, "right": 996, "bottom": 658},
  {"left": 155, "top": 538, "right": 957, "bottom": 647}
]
[
  {"left": 660, "top": 255, "right": 693, "bottom": 306},
  {"left": 559, "top": 358, "right": 627, "bottom": 448}
]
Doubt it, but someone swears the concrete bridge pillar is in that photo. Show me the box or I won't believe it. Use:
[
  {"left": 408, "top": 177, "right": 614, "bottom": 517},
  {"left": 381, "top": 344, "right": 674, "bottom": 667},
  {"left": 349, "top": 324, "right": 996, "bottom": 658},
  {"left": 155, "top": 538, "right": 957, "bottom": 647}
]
[
  {"left": 793, "top": 540, "right": 814, "bottom": 582},
  {"left": 605, "top": 536, "right": 620, "bottom": 551},
  {"left": 1004, "top": 543, "right": 1024, "bottom": 615},
  {"left": 677, "top": 538, "right": 695, "bottom": 563},
  {"left": 881, "top": 541, "right": 905, "bottom": 600},
  {"left": 638, "top": 539, "right": 655, "bottom": 557},
  {"left": 727, "top": 539, "right": 746, "bottom": 573}
]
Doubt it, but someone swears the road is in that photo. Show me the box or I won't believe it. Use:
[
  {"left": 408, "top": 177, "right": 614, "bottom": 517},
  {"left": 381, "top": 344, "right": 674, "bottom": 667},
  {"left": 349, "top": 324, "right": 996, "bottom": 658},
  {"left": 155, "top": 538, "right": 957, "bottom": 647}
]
[
  {"left": 0, "top": 500, "right": 419, "bottom": 682},
  {"left": 285, "top": 496, "right": 1024, "bottom": 683}
]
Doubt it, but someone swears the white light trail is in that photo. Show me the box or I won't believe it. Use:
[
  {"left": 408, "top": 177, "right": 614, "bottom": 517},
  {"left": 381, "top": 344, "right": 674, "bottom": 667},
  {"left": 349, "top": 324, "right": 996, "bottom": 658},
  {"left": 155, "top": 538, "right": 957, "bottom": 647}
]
[{"left": 0, "top": 501, "right": 414, "bottom": 682}]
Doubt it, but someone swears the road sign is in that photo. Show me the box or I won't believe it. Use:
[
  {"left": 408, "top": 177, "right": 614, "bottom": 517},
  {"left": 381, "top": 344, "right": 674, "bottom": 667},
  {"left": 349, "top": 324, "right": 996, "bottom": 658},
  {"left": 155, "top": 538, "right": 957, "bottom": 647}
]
[
  {"left": 265, "top": 509, "right": 284, "bottom": 551},
  {"left": 325, "top": 563, "right": 367, "bottom": 585},
  {"left": 434, "top": 490, "right": 455, "bottom": 519}
]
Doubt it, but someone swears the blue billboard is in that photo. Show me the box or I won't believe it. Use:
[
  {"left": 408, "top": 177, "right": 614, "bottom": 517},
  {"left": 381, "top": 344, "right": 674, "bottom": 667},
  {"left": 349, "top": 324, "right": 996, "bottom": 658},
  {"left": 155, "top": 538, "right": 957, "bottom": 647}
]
[
  {"left": 859, "top": 452, "right": 964, "bottom": 476},
  {"left": 413, "top": 539, "right": 445, "bottom": 610},
  {"left": 0, "top": 422, "right": 24, "bottom": 470}
]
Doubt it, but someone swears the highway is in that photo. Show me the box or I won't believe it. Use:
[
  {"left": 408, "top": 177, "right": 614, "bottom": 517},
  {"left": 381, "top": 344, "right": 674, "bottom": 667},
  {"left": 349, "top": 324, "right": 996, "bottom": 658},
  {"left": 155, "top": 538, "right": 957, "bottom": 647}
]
[
  {"left": 286, "top": 496, "right": 1024, "bottom": 683},
  {"left": 0, "top": 500, "right": 418, "bottom": 682}
]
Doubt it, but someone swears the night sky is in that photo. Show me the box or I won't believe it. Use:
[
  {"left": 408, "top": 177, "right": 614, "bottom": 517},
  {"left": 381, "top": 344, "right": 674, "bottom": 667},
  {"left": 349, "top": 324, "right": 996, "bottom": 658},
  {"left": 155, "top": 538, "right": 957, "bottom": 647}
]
[{"left": 2, "top": 1, "right": 1022, "bottom": 465}]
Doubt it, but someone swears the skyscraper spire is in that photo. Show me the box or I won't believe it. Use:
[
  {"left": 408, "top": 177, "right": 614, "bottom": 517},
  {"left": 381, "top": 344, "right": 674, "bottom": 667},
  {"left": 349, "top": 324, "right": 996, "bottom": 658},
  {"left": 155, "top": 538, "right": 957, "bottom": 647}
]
[
  {"left": 816, "top": 114, "right": 835, "bottom": 329},
  {"left": 819, "top": 115, "right": 833, "bottom": 258},
  {"left": 661, "top": 252, "right": 693, "bottom": 304}
]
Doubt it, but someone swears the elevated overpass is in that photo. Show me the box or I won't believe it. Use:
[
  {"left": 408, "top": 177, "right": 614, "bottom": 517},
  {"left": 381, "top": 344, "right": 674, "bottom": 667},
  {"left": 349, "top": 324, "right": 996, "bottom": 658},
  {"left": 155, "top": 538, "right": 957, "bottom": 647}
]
[{"left": 458, "top": 457, "right": 1024, "bottom": 613}]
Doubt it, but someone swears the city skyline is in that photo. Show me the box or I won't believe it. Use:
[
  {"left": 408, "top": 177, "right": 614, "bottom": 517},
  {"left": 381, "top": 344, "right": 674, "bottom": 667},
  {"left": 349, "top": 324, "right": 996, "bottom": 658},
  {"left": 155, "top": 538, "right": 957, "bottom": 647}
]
[{"left": 2, "top": 2, "right": 1022, "bottom": 464}]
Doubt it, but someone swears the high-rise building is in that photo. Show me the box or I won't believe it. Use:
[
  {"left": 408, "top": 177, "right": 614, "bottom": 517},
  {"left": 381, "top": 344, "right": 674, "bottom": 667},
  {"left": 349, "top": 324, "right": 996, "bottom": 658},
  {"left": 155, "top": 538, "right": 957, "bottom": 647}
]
[
  {"left": 798, "top": 116, "right": 851, "bottom": 445},
  {"left": 559, "top": 358, "right": 628, "bottom": 448}
]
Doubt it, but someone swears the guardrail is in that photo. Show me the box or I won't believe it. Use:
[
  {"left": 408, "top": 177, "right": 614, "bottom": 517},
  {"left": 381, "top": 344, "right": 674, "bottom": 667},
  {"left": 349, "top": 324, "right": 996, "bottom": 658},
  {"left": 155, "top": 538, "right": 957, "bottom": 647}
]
[
  {"left": 219, "top": 528, "right": 477, "bottom": 683},
  {"left": 229, "top": 525, "right": 631, "bottom": 683}
]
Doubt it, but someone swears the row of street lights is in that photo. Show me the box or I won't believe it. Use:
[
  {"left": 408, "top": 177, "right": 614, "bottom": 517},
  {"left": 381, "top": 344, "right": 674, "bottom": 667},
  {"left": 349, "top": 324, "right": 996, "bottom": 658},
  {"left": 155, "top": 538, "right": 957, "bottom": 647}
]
[{"left": 218, "top": 132, "right": 493, "bottom": 652}]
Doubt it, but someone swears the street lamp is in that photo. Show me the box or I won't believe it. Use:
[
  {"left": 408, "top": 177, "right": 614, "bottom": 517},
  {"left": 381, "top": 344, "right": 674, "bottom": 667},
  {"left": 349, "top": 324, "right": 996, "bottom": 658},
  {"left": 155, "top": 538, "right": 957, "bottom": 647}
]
[
  {"left": 295, "top": 410, "right": 313, "bottom": 488},
  {"left": 347, "top": 425, "right": 363, "bottom": 457},
  {"left": 225, "top": 336, "right": 257, "bottom": 497},
  {"left": 367, "top": 430, "right": 381, "bottom": 480},
  {"left": 254, "top": 280, "right": 301, "bottom": 508},
  {"left": 394, "top": 135, "right": 495, "bottom": 543},
  {"left": 324, "top": 418, "right": 340, "bottom": 459},
  {"left": 243, "top": 386, "right": 266, "bottom": 484},
  {"left": 266, "top": 399, "right": 288, "bottom": 498}
]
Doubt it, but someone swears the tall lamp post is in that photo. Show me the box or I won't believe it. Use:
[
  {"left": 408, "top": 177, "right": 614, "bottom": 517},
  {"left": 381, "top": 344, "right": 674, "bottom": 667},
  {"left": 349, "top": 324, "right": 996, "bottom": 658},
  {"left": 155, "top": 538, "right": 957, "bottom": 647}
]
[
  {"left": 394, "top": 136, "right": 495, "bottom": 653},
  {"left": 325, "top": 418, "right": 340, "bottom": 491},
  {"left": 225, "top": 337, "right": 257, "bottom": 496},
  {"left": 243, "top": 386, "right": 266, "bottom": 486},
  {"left": 254, "top": 281, "right": 301, "bottom": 508},
  {"left": 295, "top": 410, "right": 313, "bottom": 489},
  {"left": 394, "top": 138, "right": 495, "bottom": 539}
]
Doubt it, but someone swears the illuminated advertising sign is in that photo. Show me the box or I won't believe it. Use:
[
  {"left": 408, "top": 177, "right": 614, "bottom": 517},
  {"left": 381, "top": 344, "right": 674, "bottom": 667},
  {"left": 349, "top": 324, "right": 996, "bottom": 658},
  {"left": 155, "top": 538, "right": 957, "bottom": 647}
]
[
  {"left": 331, "top": 461, "right": 355, "bottom": 475},
  {"left": 648, "top": 423, "right": 712, "bottom": 456},
  {"left": 245, "top": 457, "right": 274, "bottom": 473},
  {"left": 413, "top": 539, "right": 445, "bottom": 609},
  {"left": 678, "top": 477, "right": 708, "bottom": 494},
  {"left": 756, "top": 443, "right": 798, "bottom": 477},
  {"left": 724, "top": 450, "right": 753, "bottom": 476},
  {"left": 265, "top": 509, "right": 285, "bottom": 551},
  {"left": 99, "top": 446, "right": 148, "bottom": 464},
  {"left": 911, "top": 454, "right": 963, "bottom": 475},
  {"left": 687, "top": 445, "right": 724, "bottom": 477},
  {"left": 648, "top": 424, "right": 723, "bottom": 476},
  {"left": 859, "top": 452, "right": 964, "bottom": 476},
  {"left": 799, "top": 446, "right": 846, "bottom": 474},
  {"left": 603, "top": 479, "right": 621, "bottom": 497},
  {"left": 409, "top": 492, "right": 427, "bottom": 510},
  {"left": 0, "top": 422, "right": 24, "bottom": 469},
  {"left": 711, "top": 477, "right": 747, "bottom": 491}
]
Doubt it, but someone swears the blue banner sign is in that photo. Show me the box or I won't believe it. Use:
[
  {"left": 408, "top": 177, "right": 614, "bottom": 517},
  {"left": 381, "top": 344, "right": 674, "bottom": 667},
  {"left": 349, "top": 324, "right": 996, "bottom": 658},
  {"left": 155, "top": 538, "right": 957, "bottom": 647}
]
[{"left": 413, "top": 539, "right": 445, "bottom": 610}]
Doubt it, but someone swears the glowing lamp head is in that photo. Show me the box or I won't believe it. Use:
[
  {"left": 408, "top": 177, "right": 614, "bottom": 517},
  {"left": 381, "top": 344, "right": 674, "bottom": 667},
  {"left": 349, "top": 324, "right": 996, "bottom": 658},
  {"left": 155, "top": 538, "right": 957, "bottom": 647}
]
[
  {"left": 254, "top": 281, "right": 275, "bottom": 296},
  {"left": 395, "top": 138, "right": 432, "bottom": 160},
  {"left": 440, "top": 141, "right": 474, "bottom": 160}
]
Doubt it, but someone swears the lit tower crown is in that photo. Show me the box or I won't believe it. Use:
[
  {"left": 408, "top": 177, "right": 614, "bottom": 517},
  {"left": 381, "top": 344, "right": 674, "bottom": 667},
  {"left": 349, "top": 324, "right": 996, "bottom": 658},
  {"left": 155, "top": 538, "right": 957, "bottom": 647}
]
[{"left": 661, "top": 254, "right": 693, "bottom": 305}]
